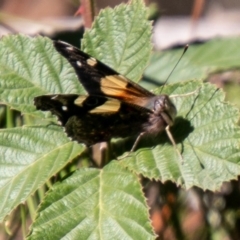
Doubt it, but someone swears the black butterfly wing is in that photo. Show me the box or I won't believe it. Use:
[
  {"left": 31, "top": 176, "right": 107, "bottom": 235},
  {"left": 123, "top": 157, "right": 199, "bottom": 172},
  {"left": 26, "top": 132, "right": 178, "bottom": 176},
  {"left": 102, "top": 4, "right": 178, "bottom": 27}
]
[
  {"left": 35, "top": 41, "right": 177, "bottom": 147},
  {"left": 34, "top": 94, "right": 151, "bottom": 146},
  {"left": 53, "top": 41, "right": 155, "bottom": 106}
]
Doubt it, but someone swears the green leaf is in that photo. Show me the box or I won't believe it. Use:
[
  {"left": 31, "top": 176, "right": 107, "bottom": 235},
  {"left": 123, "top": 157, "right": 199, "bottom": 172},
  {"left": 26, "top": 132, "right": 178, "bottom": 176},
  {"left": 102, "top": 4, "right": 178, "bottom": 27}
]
[
  {"left": 82, "top": 0, "right": 152, "bottom": 82},
  {"left": 0, "top": 126, "right": 83, "bottom": 222},
  {"left": 0, "top": 35, "right": 83, "bottom": 117},
  {"left": 27, "top": 161, "right": 155, "bottom": 240},
  {"left": 120, "top": 80, "right": 240, "bottom": 190},
  {"left": 0, "top": 2, "right": 239, "bottom": 238},
  {"left": 0, "top": 0, "right": 154, "bottom": 226},
  {"left": 144, "top": 37, "right": 240, "bottom": 85}
]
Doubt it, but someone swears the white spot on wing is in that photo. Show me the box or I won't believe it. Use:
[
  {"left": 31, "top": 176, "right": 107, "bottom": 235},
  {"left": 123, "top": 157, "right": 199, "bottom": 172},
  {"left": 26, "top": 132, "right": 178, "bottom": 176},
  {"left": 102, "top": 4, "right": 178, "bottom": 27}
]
[
  {"left": 66, "top": 46, "right": 74, "bottom": 51},
  {"left": 58, "top": 41, "right": 71, "bottom": 46},
  {"left": 51, "top": 95, "right": 58, "bottom": 100},
  {"left": 76, "top": 61, "right": 82, "bottom": 67},
  {"left": 62, "top": 106, "right": 68, "bottom": 111}
]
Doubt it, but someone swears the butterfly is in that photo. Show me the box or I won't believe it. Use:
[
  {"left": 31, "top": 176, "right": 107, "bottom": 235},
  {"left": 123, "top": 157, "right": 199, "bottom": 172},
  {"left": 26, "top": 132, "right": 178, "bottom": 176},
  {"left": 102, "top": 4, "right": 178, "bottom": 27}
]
[{"left": 34, "top": 40, "right": 177, "bottom": 155}]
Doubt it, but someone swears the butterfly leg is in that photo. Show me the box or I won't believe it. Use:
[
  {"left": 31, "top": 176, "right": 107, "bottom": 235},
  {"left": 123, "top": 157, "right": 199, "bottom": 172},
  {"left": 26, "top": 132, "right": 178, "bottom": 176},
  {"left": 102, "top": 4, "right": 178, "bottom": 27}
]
[
  {"left": 118, "top": 132, "right": 146, "bottom": 160},
  {"left": 165, "top": 125, "right": 184, "bottom": 164},
  {"left": 130, "top": 132, "right": 145, "bottom": 152}
]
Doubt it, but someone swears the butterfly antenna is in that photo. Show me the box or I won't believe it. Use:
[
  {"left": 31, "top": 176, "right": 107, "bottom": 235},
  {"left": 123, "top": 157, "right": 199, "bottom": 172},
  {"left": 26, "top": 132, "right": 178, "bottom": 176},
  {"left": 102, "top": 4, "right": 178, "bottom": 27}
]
[{"left": 160, "top": 44, "right": 189, "bottom": 93}]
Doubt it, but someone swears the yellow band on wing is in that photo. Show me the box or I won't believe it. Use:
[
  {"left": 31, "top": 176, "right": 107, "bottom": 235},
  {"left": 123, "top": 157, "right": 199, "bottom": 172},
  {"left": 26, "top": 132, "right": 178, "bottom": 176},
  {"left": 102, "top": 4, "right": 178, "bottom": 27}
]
[
  {"left": 74, "top": 96, "right": 87, "bottom": 106},
  {"left": 90, "top": 98, "right": 121, "bottom": 113}
]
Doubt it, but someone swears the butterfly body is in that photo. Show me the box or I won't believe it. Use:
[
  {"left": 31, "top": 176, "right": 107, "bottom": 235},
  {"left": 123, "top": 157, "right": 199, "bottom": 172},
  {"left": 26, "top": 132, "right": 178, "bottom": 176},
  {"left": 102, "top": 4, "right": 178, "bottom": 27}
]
[{"left": 34, "top": 41, "right": 177, "bottom": 148}]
